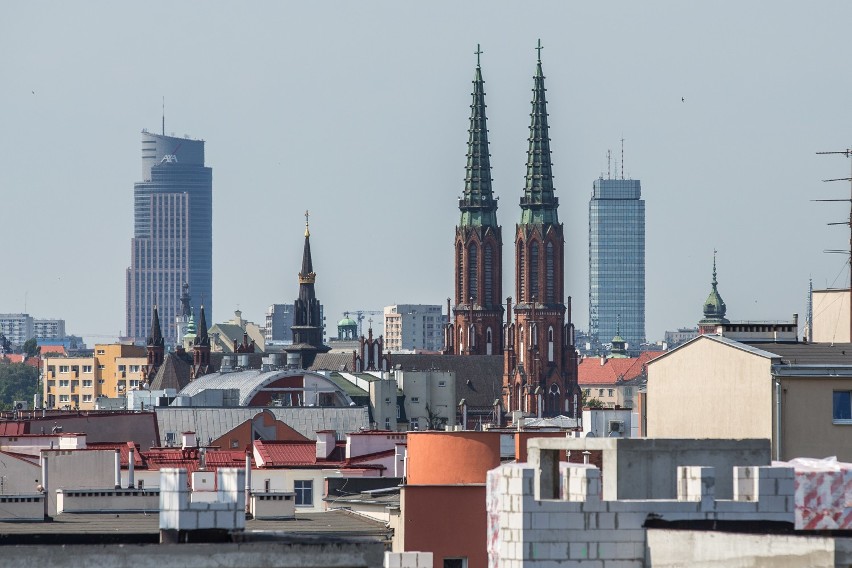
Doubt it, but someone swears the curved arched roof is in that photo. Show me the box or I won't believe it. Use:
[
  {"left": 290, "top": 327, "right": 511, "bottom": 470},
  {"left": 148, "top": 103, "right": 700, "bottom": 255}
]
[{"left": 178, "top": 369, "right": 353, "bottom": 407}]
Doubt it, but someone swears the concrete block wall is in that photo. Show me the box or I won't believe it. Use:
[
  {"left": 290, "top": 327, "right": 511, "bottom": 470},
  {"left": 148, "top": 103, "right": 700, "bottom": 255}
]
[
  {"left": 0, "top": 495, "right": 44, "bottom": 521},
  {"left": 383, "top": 551, "right": 433, "bottom": 568},
  {"left": 159, "top": 468, "right": 246, "bottom": 532},
  {"left": 487, "top": 461, "right": 797, "bottom": 567}
]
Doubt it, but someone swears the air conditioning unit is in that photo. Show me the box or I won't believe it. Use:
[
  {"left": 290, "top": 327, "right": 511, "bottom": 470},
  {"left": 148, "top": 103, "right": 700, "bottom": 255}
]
[
  {"left": 608, "top": 420, "right": 624, "bottom": 433},
  {"left": 13, "top": 401, "right": 28, "bottom": 411}
]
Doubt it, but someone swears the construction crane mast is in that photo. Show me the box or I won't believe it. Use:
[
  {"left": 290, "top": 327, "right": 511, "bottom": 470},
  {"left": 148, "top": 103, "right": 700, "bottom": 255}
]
[{"left": 343, "top": 310, "right": 382, "bottom": 337}]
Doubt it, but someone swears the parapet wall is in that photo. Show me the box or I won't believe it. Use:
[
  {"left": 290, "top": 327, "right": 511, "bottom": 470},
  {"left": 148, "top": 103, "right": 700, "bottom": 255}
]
[{"left": 487, "top": 458, "right": 797, "bottom": 567}]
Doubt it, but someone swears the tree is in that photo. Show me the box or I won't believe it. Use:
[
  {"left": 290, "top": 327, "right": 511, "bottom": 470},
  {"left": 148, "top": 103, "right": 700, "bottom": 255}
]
[
  {"left": 0, "top": 334, "right": 10, "bottom": 355},
  {"left": 22, "top": 338, "right": 39, "bottom": 358},
  {"left": 424, "top": 403, "right": 447, "bottom": 430},
  {"left": 581, "top": 390, "right": 605, "bottom": 409},
  {"left": 0, "top": 363, "right": 37, "bottom": 410}
]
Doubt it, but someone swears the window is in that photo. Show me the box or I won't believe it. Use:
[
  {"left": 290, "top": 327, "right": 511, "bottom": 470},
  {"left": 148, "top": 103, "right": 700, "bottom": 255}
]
[
  {"left": 385, "top": 418, "right": 391, "bottom": 430},
  {"left": 529, "top": 242, "right": 539, "bottom": 299},
  {"left": 294, "top": 480, "right": 313, "bottom": 506},
  {"left": 545, "top": 242, "right": 555, "bottom": 303},
  {"left": 411, "top": 397, "right": 419, "bottom": 403},
  {"left": 598, "top": 389, "right": 604, "bottom": 397},
  {"left": 833, "top": 391, "right": 852, "bottom": 422},
  {"left": 396, "top": 405, "right": 400, "bottom": 419},
  {"left": 129, "top": 365, "right": 140, "bottom": 373},
  {"left": 59, "top": 380, "right": 70, "bottom": 388},
  {"left": 59, "top": 395, "right": 69, "bottom": 403},
  {"left": 82, "top": 380, "right": 92, "bottom": 388},
  {"left": 96, "top": 349, "right": 105, "bottom": 355},
  {"left": 385, "top": 397, "right": 391, "bottom": 405},
  {"left": 82, "top": 395, "right": 92, "bottom": 403},
  {"left": 438, "top": 381, "right": 446, "bottom": 387},
  {"left": 584, "top": 389, "right": 591, "bottom": 396},
  {"left": 98, "top": 365, "right": 105, "bottom": 370},
  {"left": 484, "top": 244, "right": 493, "bottom": 306},
  {"left": 608, "top": 389, "right": 614, "bottom": 397},
  {"left": 117, "top": 365, "right": 126, "bottom": 372},
  {"left": 467, "top": 244, "right": 478, "bottom": 302},
  {"left": 444, "top": 559, "right": 468, "bottom": 568},
  {"left": 624, "top": 387, "right": 633, "bottom": 396},
  {"left": 82, "top": 365, "right": 92, "bottom": 373},
  {"left": 129, "top": 380, "right": 140, "bottom": 388},
  {"left": 59, "top": 366, "right": 70, "bottom": 373}
]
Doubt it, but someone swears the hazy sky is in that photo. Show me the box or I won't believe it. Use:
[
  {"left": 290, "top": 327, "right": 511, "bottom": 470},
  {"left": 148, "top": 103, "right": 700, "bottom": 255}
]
[{"left": 3, "top": 2, "right": 852, "bottom": 346}]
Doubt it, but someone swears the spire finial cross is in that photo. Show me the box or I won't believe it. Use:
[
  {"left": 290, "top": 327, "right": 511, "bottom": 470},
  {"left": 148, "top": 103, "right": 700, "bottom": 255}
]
[
  {"left": 535, "top": 39, "right": 543, "bottom": 62},
  {"left": 475, "top": 44, "right": 483, "bottom": 67},
  {"left": 304, "top": 210, "right": 310, "bottom": 237}
]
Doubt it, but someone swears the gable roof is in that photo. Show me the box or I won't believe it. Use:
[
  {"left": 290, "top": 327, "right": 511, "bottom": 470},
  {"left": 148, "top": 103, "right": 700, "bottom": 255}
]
[
  {"left": 647, "top": 334, "right": 781, "bottom": 366},
  {"left": 149, "top": 353, "right": 192, "bottom": 391},
  {"left": 579, "top": 352, "right": 664, "bottom": 386}
]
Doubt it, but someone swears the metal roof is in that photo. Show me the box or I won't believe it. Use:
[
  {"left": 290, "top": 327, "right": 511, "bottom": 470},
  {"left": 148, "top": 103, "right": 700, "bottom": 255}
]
[{"left": 155, "top": 407, "right": 369, "bottom": 443}]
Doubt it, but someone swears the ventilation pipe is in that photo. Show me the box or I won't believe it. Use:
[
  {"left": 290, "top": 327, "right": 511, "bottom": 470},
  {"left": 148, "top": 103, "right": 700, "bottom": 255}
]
[
  {"left": 127, "top": 446, "right": 135, "bottom": 489},
  {"left": 114, "top": 449, "right": 121, "bottom": 489},
  {"left": 245, "top": 450, "right": 252, "bottom": 514}
]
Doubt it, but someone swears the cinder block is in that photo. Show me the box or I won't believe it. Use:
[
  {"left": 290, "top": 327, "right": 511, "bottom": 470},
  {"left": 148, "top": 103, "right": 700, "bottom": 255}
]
[
  {"left": 757, "top": 495, "right": 789, "bottom": 513},
  {"left": 615, "top": 512, "right": 649, "bottom": 529},
  {"left": 215, "top": 510, "right": 236, "bottom": 528},
  {"left": 196, "top": 510, "right": 215, "bottom": 529},
  {"left": 597, "top": 512, "right": 616, "bottom": 529},
  {"left": 383, "top": 551, "right": 402, "bottom": 568},
  {"left": 570, "top": 541, "right": 592, "bottom": 559}
]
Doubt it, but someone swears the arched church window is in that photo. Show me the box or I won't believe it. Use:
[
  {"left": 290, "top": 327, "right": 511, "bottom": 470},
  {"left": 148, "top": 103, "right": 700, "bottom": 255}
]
[
  {"left": 484, "top": 244, "right": 493, "bottom": 307},
  {"left": 530, "top": 242, "right": 539, "bottom": 301},
  {"left": 468, "top": 244, "right": 478, "bottom": 303},
  {"left": 546, "top": 242, "right": 554, "bottom": 303}
]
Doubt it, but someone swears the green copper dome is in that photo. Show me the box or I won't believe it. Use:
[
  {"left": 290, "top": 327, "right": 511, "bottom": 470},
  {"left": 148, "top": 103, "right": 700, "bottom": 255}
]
[
  {"left": 338, "top": 316, "right": 357, "bottom": 328},
  {"left": 701, "top": 254, "right": 729, "bottom": 324},
  {"left": 608, "top": 316, "right": 629, "bottom": 358},
  {"left": 184, "top": 311, "right": 197, "bottom": 339}
]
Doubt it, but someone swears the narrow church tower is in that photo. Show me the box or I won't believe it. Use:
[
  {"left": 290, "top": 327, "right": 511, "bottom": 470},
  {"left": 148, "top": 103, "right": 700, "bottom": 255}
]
[
  {"left": 445, "top": 45, "right": 504, "bottom": 356},
  {"left": 285, "top": 212, "right": 330, "bottom": 368},
  {"left": 191, "top": 304, "right": 211, "bottom": 380},
  {"left": 503, "top": 42, "right": 579, "bottom": 418},
  {"left": 144, "top": 305, "right": 165, "bottom": 380}
]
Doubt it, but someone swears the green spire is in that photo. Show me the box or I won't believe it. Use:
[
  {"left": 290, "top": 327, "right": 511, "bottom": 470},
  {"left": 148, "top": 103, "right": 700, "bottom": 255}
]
[
  {"left": 700, "top": 251, "right": 729, "bottom": 324},
  {"left": 609, "top": 315, "right": 628, "bottom": 358},
  {"left": 459, "top": 44, "right": 498, "bottom": 228},
  {"left": 184, "top": 309, "right": 197, "bottom": 338},
  {"left": 520, "top": 39, "right": 559, "bottom": 226}
]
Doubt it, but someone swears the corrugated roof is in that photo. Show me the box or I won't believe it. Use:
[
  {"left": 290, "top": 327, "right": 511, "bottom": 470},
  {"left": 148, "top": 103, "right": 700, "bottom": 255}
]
[{"left": 155, "top": 407, "right": 369, "bottom": 444}]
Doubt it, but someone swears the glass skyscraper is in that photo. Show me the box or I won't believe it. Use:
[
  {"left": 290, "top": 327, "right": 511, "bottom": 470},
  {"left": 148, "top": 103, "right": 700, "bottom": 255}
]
[
  {"left": 126, "top": 131, "right": 212, "bottom": 346},
  {"left": 588, "top": 178, "right": 645, "bottom": 353}
]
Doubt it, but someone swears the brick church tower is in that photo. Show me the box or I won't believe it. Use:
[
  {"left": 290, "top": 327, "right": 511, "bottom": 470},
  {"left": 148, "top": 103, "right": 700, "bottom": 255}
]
[
  {"left": 503, "top": 44, "right": 579, "bottom": 418},
  {"left": 445, "top": 46, "right": 504, "bottom": 356}
]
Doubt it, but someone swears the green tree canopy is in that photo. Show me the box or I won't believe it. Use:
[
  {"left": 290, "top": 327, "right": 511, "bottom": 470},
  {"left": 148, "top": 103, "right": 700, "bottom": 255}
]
[
  {"left": 22, "top": 338, "right": 39, "bottom": 358},
  {"left": 0, "top": 364, "right": 37, "bottom": 410}
]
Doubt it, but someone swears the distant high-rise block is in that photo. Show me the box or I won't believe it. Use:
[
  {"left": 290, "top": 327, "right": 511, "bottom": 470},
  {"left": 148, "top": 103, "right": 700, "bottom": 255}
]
[
  {"left": 126, "top": 131, "right": 212, "bottom": 346},
  {"left": 588, "top": 177, "right": 645, "bottom": 352}
]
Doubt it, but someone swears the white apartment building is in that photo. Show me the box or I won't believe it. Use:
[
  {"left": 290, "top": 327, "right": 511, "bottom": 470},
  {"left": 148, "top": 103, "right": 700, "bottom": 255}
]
[
  {"left": 383, "top": 304, "right": 444, "bottom": 352},
  {"left": 0, "top": 314, "right": 34, "bottom": 347},
  {"left": 33, "top": 318, "right": 65, "bottom": 340}
]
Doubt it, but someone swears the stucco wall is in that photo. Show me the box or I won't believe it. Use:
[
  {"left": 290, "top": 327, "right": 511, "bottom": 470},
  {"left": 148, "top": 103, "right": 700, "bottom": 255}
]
[
  {"left": 781, "top": 376, "right": 852, "bottom": 461},
  {"left": 647, "top": 337, "right": 773, "bottom": 440},
  {"left": 812, "top": 290, "right": 851, "bottom": 343},
  {"left": 406, "top": 432, "right": 500, "bottom": 485}
]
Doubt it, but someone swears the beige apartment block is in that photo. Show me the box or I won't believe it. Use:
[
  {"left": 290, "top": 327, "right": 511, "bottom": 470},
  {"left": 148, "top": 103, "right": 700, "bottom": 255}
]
[
  {"left": 647, "top": 334, "right": 852, "bottom": 461},
  {"left": 43, "top": 344, "right": 145, "bottom": 410},
  {"left": 812, "top": 288, "right": 851, "bottom": 343}
]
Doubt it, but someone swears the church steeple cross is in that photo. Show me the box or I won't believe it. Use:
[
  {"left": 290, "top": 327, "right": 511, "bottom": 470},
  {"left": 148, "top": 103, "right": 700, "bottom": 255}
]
[
  {"left": 475, "top": 44, "right": 483, "bottom": 67},
  {"left": 535, "top": 39, "right": 543, "bottom": 62},
  {"left": 304, "top": 210, "right": 310, "bottom": 237}
]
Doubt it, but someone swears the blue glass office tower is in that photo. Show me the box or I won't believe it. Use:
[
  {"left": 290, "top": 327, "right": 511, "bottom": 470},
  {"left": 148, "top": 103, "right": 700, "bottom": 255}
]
[
  {"left": 588, "top": 178, "right": 645, "bottom": 353},
  {"left": 126, "top": 131, "right": 212, "bottom": 346}
]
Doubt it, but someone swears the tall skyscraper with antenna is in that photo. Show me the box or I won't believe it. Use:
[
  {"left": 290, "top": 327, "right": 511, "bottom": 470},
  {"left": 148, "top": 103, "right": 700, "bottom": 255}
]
[
  {"left": 126, "top": 130, "right": 212, "bottom": 346},
  {"left": 588, "top": 147, "right": 645, "bottom": 354}
]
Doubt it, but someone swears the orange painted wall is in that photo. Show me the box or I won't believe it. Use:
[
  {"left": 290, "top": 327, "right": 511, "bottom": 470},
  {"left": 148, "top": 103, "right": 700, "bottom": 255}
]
[
  {"left": 402, "top": 485, "right": 487, "bottom": 567},
  {"left": 212, "top": 411, "right": 308, "bottom": 450},
  {"left": 514, "top": 431, "right": 573, "bottom": 462},
  {"left": 406, "top": 432, "right": 501, "bottom": 485}
]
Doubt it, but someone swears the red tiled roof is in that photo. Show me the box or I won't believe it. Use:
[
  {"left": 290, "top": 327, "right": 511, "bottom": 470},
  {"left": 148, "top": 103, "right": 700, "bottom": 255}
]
[
  {"left": 255, "top": 441, "right": 320, "bottom": 467},
  {"left": 142, "top": 448, "right": 249, "bottom": 472},
  {"left": 1, "top": 355, "right": 25, "bottom": 364},
  {"left": 578, "top": 352, "right": 664, "bottom": 386},
  {"left": 40, "top": 345, "right": 67, "bottom": 355}
]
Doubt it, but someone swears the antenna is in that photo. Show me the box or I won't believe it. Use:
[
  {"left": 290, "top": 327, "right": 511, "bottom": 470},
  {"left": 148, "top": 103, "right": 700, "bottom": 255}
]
[
  {"left": 162, "top": 97, "right": 165, "bottom": 136},
  {"left": 607, "top": 150, "right": 612, "bottom": 180},
  {"left": 621, "top": 137, "right": 625, "bottom": 180},
  {"left": 815, "top": 148, "right": 852, "bottom": 341}
]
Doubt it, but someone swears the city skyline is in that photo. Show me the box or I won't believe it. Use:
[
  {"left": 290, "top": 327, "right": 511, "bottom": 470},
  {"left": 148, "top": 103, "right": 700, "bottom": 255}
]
[{"left": 3, "top": 3, "right": 852, "bottom": 348}]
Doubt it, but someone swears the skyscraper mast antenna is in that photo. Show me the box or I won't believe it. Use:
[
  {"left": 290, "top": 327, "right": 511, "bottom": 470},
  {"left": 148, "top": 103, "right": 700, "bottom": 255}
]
[
  {"left": 607, "top": 150, "right": 612, "bottom": 180},
  {"left": 621, "top": 137, "right": 625, "bottom": 180},
  {"left": 815, "top": 147, "right": 852, "bottom": 341},
  {"left": 162, "top": 96, "right": 165, "bottom": 136}
]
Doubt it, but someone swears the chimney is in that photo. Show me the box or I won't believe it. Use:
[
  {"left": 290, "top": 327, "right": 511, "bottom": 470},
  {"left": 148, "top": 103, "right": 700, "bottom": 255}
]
[
  {"left": 182, "top": 431, "right": 195, "bottom": 450},
  {"left": 315, "top": 430, "right": 336, "bottom": 460},
  {"left": 127, "top": 445, "right": 135, "bottom": 489},
  {"left": 600, "top": 356, "right": 605, "bottom": 366}
]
